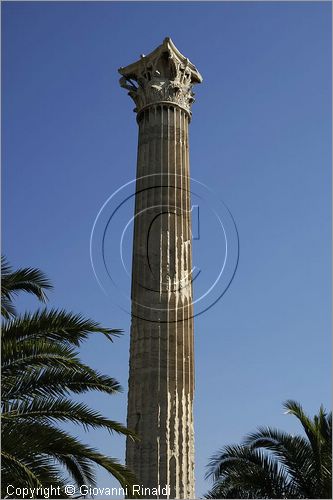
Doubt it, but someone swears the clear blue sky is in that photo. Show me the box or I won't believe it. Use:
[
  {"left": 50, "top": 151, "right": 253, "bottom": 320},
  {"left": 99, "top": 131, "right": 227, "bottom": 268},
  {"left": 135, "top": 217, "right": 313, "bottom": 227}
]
[{"left": 2, "top": 1, "right": 331, "bottom": 497}]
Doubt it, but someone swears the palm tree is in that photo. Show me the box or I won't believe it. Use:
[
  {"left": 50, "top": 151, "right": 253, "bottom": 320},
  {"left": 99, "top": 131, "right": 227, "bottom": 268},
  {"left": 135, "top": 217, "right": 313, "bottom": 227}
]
[
  {"left": 1, "top": 257, "right": 138, "bottom": 498},
  {"left": 205, "top": 400, "right": 332, "bottom": 499}
]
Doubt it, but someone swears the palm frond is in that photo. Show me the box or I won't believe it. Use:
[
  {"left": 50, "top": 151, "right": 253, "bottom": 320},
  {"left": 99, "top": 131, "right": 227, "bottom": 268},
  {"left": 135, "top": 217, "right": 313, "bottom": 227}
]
[
  {"left": 1, "top": 296, "right": 17, "bottom": 320},
  {"left": 244, "top": 427, "right": 314, "bottom": 497},
  {"left": 205, "top": 401, "right": 332, "bottom": 499},
  {"left": 1, "top": 256, "right": 53, "bottom": 318},
  {"left": 206, "top": 444, "right": 293, "bottom": 498},
  {"left": 2, "top": 308, "right": 122, "bottom": 345},
  {"left": 4, "top": 397, "right": 136, "bottom": 438},
  {"left": 3, "top": 363, "right": 122, "bottom": 401},
  {"left": 1, "top": 258, "right": 137, "bottom": 493},
  {"left": 3, "top": 420, "right": 138, "bottom": 495}
]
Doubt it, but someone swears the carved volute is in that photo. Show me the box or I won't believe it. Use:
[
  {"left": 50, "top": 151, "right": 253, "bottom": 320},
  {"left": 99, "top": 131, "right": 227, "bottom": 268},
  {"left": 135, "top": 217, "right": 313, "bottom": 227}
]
[{"left": 118, "top": 37, "right": 202, "bottom": 118}]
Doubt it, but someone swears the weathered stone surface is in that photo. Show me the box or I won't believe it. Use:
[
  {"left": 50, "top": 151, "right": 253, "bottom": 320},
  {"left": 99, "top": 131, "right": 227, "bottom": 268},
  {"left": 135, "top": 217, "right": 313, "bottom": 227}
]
[
  {"left": 119, "top": 37, "right": 202, "bottom": 118},
  {"left": 119, "top": 38, "right": 201, "bottom": 499}
]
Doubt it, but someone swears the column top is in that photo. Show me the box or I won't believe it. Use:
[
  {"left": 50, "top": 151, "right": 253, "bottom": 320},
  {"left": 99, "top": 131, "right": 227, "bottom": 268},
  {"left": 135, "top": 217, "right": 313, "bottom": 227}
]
[{"left": 118, "top": 37, "right": 202, "bottom": 117}]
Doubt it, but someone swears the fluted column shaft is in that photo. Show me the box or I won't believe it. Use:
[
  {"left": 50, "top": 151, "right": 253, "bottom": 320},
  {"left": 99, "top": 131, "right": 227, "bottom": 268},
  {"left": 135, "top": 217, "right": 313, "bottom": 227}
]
[{"left": 126, "top": 104, "right": 194, "bottom": 499}]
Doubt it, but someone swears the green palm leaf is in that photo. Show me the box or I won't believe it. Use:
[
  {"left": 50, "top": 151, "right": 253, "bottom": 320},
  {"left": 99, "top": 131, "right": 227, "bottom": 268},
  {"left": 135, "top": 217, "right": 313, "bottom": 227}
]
[
  {"left": 1, "top": 256, "right": 52, "bottom": 318},
  {"left": 1, "top": 258, "right": 139, "bottom": 497},
  {"left": 2, "top": 308, "right": 121, "bottom": 345},
  {"left": 3, "top": 363, "right": 122, "bottom": 401},
  {"left": 3, "top": 397, "right": 135, "bottom": 438},
  {"left": 205, "top": 401, "right": 332, "bottom": 499}
]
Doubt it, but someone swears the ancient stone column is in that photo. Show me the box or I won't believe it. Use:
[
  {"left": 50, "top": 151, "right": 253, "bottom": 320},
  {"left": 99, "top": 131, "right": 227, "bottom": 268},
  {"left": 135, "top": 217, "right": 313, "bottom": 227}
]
[{"left": 119, "top": 38, "right": 202, "bottom": 499}]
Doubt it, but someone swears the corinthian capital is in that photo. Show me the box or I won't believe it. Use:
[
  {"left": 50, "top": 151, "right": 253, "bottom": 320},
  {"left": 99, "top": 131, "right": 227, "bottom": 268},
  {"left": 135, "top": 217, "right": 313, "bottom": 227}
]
[{"left": 118, "top": 37, "right": 202, "bottom": 117}]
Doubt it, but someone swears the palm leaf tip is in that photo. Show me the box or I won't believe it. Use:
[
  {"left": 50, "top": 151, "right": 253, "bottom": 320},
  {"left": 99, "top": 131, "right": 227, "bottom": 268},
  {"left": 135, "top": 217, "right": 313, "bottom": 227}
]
[{"left": 1, "top": 256, "right": 53, "bottom": 316}]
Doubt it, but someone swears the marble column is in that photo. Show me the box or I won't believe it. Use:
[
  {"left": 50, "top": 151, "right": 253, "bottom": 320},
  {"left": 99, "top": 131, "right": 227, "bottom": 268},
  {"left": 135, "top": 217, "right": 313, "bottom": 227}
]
[{"left": 119, "top": 38, "right": 202, "bottom": 499}]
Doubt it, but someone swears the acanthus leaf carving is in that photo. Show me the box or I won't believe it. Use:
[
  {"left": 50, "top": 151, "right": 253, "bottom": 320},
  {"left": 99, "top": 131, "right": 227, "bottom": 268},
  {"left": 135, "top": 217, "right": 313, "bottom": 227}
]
[{"left": 118, "top": 38, "right": 202, "bottom": 117}]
